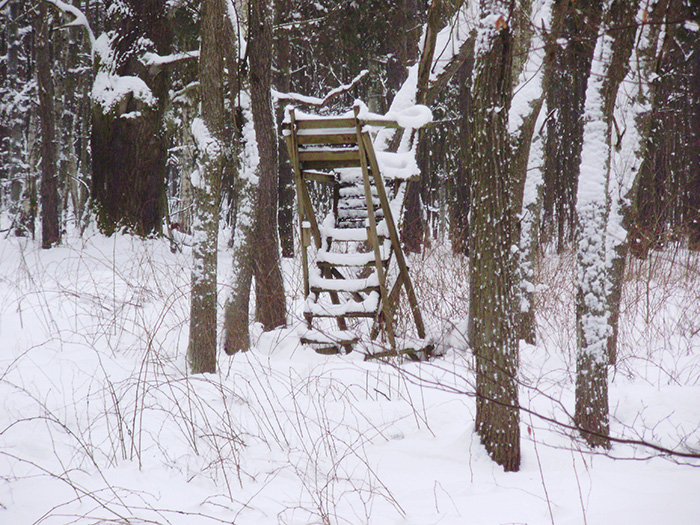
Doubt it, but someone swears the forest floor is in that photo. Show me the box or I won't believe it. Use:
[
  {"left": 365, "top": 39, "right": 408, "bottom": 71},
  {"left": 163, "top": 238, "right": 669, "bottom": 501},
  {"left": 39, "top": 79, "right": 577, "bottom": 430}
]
[{"left": 1, "top": 228, "right": 699, "bottom": 524}]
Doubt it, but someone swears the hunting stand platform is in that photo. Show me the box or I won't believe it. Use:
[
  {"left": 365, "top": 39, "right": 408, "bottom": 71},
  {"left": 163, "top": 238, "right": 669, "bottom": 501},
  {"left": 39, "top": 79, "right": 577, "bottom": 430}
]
[{"left": 283, "top": 103, "right": 433, "bottom": 359}]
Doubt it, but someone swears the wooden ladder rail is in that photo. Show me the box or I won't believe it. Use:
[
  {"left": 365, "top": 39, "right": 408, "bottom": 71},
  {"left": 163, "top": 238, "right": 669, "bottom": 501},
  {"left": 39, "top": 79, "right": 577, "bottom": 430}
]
[
  {"left": 357, "top": 128, "right": 426, "bottom": 340},
  {"left": 353, "top": 106, "right": 397, "bottom": 351}
]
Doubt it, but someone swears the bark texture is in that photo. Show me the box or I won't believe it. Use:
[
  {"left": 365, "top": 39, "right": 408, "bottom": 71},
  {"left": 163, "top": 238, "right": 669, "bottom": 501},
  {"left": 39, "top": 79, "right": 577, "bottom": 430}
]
[
  {"left": 469, "top": 0, "right": 520, "bottom": 472},
  {"left": 223, "top": 106, "right": 257, "bottom": 355},
  {"left": 541, "top": 0, "right": 604, "bottom": 251},
  {"left": 188, "top": 0, "right": 225, "bottom": 374},
  {"left": 36, "top": 4, "right": 61, "bottom": 248},
  {"left": 1, "top": 0, "right": 35, "bottom": 236},
  {"left": 450, "top": 57, "right": 475, "bottom": 256},
  {"left": 599, "top": 0, "right": 643, "bottom": 365},
  {"left": 401, "top": 0, "right": 452, "bottom": 254},
  {"left": 574, "top": 0, "right": 640, "bottom": 448},
  {"left": 249, "top": 0, "right": 287, "bottom": 331},
  {"left": 630, "top": 0, "right": 700, "bottom": 254},
  {"left": 274, "top": 0, "right": 295, "bottom": 258}
]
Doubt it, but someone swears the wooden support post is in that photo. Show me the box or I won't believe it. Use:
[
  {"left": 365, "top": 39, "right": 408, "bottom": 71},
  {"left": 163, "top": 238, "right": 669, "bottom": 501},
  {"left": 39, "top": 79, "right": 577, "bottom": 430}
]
[
  {"left": 360, "top": 131, "right": 426, "bottom": 339},
  {"left": 354, "top": 105, "right": 397, "bottom": 351}
]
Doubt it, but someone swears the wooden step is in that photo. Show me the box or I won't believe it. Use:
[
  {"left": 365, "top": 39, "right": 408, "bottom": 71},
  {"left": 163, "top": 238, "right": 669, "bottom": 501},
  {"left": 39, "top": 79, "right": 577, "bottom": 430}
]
[
  {"left": 339, "top": 185, "right": 378, "bottom": 196},
  {"left": 302, "top": 170, "right": 335, "bottom": 184},
  {"left": 338, "top": 196, "right": 380, "bottom": 208},
  {"left": 316, "top": 249, "right": 388, "bottom": 267},
  {"left": 321, "top": 226, "right": 386, "bottom": 243},
  {"left": 298, "top": 148, "right": 361, "bottom": 169},
  {"left": 309, "top": 272, "right": 379, "bottom": 294},
  {"left": 294, "top": 117, "right": 356, "bottom": 129},
  {"left": 299, "top": 328, "right": 359, "bottom": 345},
  {"left": 297, "top": 130, "right": 357, "bottom": 146},
  {"left": 304, "top": 291, "right": 380, "bottom": 318},
  {"left": 299, "top": 327, "right": 359, "bottom": 355}
]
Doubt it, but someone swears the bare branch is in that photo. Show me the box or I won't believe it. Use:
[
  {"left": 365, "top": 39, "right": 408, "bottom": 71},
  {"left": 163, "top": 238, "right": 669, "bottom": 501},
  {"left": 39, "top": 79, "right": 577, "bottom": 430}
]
[{"left": 380, "top": 358, "right": 700, "bottom": 462}]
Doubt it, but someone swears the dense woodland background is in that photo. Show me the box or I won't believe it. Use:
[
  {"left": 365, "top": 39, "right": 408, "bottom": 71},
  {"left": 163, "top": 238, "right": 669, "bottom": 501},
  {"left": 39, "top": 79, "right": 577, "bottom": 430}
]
[
  {"left": 1, "top": 0, "right": 700, "bottom": 483},
  {"left": 3, "top": 0, "right": 697, "bottom": 251}
]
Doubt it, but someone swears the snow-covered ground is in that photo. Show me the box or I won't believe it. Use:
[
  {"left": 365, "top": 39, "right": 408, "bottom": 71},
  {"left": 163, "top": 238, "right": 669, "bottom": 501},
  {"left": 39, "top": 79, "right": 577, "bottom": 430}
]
[{"left": 1, "top": 230, "right": 699, "bottom": 524}]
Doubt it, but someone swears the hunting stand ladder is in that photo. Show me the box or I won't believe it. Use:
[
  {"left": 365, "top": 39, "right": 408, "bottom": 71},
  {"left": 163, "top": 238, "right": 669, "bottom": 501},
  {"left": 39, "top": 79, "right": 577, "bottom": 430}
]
[{"left": 283, "top": 103, "right": 431, "bottom": 357}]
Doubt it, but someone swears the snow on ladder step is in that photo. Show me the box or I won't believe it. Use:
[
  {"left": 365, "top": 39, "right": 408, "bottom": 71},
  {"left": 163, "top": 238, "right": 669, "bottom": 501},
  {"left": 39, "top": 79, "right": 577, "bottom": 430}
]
[
  {"left": 309, "top": 271, "right": 379, "bottom": 293},
  {"left": 298, "top": 328, "right": 359, "bottom": 345},
  {"left": 321, "top": 226, "right": 370, "bottom": 241},
  {"left": 304, "top": 291, "right": 380, "bottom": 317},
  {"left": 320, "top": 225, "right": 386, "bottom": 242},
  {"left": 316, "top": 249, "right": 388, "bottom": 267},
  {"left": 339, "top": 185, "right": 379, "bottom": 197}
]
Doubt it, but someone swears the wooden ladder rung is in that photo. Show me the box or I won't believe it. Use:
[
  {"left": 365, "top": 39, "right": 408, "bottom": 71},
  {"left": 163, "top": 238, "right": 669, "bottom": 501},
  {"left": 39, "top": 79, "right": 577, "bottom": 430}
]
[
  {"left": 299, "top": 328, "right": 359, "bottom": 345},
  {"left": 294, "top": 117, "right": 357, "bottom": 129},
  {"left": 302, "top": 170, "right": 335, "bottom": 184},
  {"left": 304, "top": 310, "right": 377, "bottom": 319},
  {"left": 317, "top": 250, "right": 388, "bottom": 267},
  {"left": 298, "top": 149, "right": 359, "bottom": 162},
  {"left": 297, "top": 132, "right": 358, "bottom": 145}
]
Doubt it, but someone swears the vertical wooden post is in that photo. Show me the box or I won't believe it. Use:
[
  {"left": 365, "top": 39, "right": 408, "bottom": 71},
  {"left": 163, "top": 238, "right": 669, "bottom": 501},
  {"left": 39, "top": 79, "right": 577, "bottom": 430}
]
[
  {"left": 360, "top": 132, "right": 426, "bottom": 339},
  {"left": 354, "top": 105, "right": 397, "bottom": 350}
]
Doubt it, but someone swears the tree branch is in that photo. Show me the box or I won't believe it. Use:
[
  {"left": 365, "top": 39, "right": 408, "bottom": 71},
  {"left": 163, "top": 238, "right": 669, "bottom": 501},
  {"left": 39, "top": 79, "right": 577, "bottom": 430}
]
[
  {"left": 43, "top": 0, "right": 95, "bottom": 55},
  {"left": 380, "top": 357, "right": 700, "bottom": 462},
  {"left": 271, "top": 69, "right": 369, "bottom": 107},
  {"left": 425, "top": 33, "right": 475, "bottom": 106}
]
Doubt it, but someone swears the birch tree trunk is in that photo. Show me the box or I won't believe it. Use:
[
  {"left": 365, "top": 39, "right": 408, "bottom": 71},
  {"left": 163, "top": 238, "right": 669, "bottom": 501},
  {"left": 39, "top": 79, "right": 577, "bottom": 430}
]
[
  {"left": 188, "top": 0, "right": 225, "bottom": 374},
  {"left": 469, "top": 0, "right": 520, "bottom": 472}
]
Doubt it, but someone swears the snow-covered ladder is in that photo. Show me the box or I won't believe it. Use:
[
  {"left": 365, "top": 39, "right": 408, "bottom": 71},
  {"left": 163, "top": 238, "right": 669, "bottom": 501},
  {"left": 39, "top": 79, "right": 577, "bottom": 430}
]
[{"left": 283, "top": 105, "right": 428, "bottom": 357}]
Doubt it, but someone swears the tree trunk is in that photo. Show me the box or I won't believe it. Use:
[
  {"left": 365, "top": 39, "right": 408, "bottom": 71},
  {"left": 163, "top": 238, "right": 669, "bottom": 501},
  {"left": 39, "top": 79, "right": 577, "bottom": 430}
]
[
  {"left": 401, "top": 0, "right": 447, "bottom": 253},
  {"left": 2, "top": 0, "right": 35, "bottom": 237},
  {"left": 450, "top": 57, "right": 474, "bottom": 256},
  {"left": 91, "top": 0, "right": 172, "bottom": 236},
  {"left": 249, "top": 0, "right": 287, "bottom": 331},
  {"left": 599, "top": 0, "right": 643, "bottom": 365},
  {"left": 223, "top": 102, "right": 257, "bottom": 355},
  {"left": 188, "top": 0, "right": 226, "bottom": 374},
  {"left": 469, "top": 0, "right": 520, "bottom": 472},
  {"left": 573, "top": 0, "right": 640, "bottom": 448},
  {"left": 688, "top": 16, "right": 700, "bottom": 249},
  {"left": 541, "top": 0, "right": 604, "bottom": 251},
  {"left": 36, "top": 4, "right": 61, "bottom": 248},
  {"left": 274, "top": 0, "right": 295, "bottom": 258}
]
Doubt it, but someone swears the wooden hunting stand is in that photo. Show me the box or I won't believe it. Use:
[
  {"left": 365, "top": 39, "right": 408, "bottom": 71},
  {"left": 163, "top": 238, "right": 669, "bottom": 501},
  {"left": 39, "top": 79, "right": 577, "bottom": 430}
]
[{"left": 283, "top": 104, "right": 431, "bottom": 358}]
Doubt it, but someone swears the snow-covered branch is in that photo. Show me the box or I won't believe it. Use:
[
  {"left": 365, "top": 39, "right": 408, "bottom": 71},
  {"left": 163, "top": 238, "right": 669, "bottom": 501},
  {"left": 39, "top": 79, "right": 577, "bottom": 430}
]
[
  {"left": 140, "top": 50, "right": 200, "bottom": 68},
  {"left": 272, "top": 69, "right": 369, "bottom": 107},
  {"left": 44, "top": 0, "right": 96, "bottom": 56}
]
